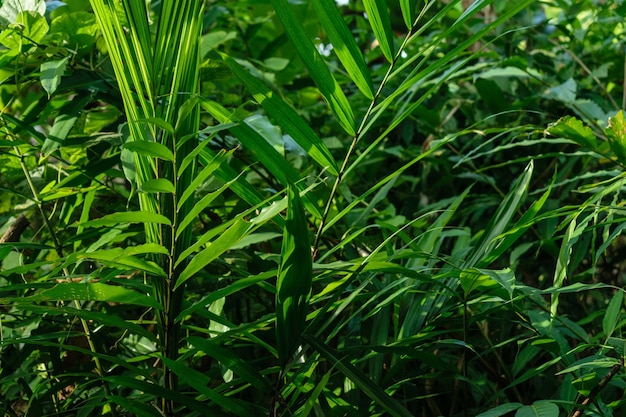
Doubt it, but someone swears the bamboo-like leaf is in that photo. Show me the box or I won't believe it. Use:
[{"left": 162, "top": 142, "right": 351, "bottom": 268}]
[
  {"left": 311, "top": 0, "right": 374, "bottom": 99},
  {"left": 178, "top": 148, "right": 231, "bottom": 207},
  {"left": 107, "top": 396, "right": 161, "bottom": 417},
  {"left": 161, "top": 357, "right": 257, "bottom": 415},
  {"left": 80, "top": 211, "right": 171, "bottom": 228},
  {"left": 123, "top": 141, "right": 175, "bottom": 162},
  {"left": 276, "top": 186, "right": 312, "bottom": 366},
  {"left": 363, "top": 0, "right": 395, "bottom": 62},
  {"left": 176, "top": 219, "right": 251, "bottom": 289},
  {"left": 603, "top": 291, "right": 623, "bottom": 340},
  {"left": 188, "top": 336, "right": 270, "bottom": 392},
  {"left": 304, "top": 335, "right": 413, "bottom": 417},
  {"left": 13, "top": 282, "right": 161, "bottom": 309},
  {"left": 270, "top": 0, "right": 356, "bottom": 135},
  {"left": 399, "top": 0, "right": 415, "bottom": 29},
  {"left": 140, "top": 178, "right": 176, "bottom": 194},
  {"left": 220, "top": 54, "right": 339, "bottom": 175}
]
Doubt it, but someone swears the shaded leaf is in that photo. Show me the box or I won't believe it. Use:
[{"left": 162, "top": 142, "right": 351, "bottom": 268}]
[{"left": 363, "top": 0, "right": 395, "bottom": 62}]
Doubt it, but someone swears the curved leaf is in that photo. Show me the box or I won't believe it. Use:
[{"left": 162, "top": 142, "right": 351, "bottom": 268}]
[
  {"left": 363, "top": 0, "right": 395, "bottom": 62},
  {"left": 270, "top": 0, "right": 356, "bottom": 135}
]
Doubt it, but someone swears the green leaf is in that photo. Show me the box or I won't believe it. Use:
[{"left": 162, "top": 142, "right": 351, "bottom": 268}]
[
  {"left": 606, "top": 110, "right": 626, "bottom": 162},
  {"left": 269, "top": 0, "right": 356, "bottom": 135},
  {"left": 514, "top": 401, "right": 559, "bottom": 417},
  {"left": 547, "top": 116, "right": 597, "bottom": 149},
  {"left": 305, "top": 335, "right": 414, "bottom": 417},
  {"left": 220, "top": 54, "right": 339, "bottom": 175},
  {"left": 107, "top": 396, "right": 161, "bottom": 417},
  {"left": 41, "top": 92, "right": 93, "bottom": 156},
  {"left": 476, "top": 403, "right": 524, "bottom": 417},
  {"left": 362, "top": 0, "right": 395, "bottom": 62},
  {"left": 16, "top": 282, "right": 161, "bottom": 309},
  {"left": 80, "top": 211, "right": 171, "bottom": 227},
  {"left": 603, "top": 291, "right": 623, "bottom": 339},
  {"left": 399, "top": 0, "right": 414, "bottom": 29},
  {"left": 311, "top": 0, "right": 374, "bottom": 99},
  {"left": 123, "top": 140, "right": 175, "bottom": 162},
  {"left": 276, "top": 186, "right": 312, "bottom": 366},
  {"left": 188, "top": 336, "right": 271, "bottom": 392},
  {"left": 161, "top": 357, "right": 256, "bottom": 415},
  {"left": 40, "top": 56, "right": 69, "bottom": 97},
  {"left": 140, "top": 178, "right": 176, "bottom": 194},
  {"left": 0, "top": 0, "right": 44, "bottom": 25},
  {"left": 176, "top": 219, "right": 251, "bottom": 289}
]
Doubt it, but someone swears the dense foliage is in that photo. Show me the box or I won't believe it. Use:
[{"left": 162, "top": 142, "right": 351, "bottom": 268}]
[{"left": 1, "top": 0, "right": 626, "bottom": 416}]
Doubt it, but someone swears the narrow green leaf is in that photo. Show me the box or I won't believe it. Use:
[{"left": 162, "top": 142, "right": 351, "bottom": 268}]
[
  {"left": 80, "top": 211, "right": 171, "bottom": 228},
  {"left": 603, "top": 291, "right": 623, "bottom": 339},
  {"left": 276, "top": 186, "right": 312, "bottom": 366},
  {"left": 399, "top": 0, "right": 414, "bottom": 29},
  {"left": 107, "top": 396, "right": 161, "bottom": 417},
  {"left": 220, "top": 54, "right": 339, "bottom": 174},
  {"left": 161, "top": 357, "right": 256, "bottom": 415},
  {"left": 269, "top": 0, "right": 356, "bottom": 135},
  {"left": 137, "top": 117, "right": 175, "bottom": 136},
  {"left": 312, "top": 0, "right": 374, "bottom": 99},
  {"left": 40, "top": 56, "right": 69, "bottom": 97},
  {"left": 139, "top": 178, "right": 176, "bottom": 194},
  {"left": 179, "top": 148, "right": 231, "bottom": 206},
  {"left": 16, "top": 282, "right": 161, "bottom": 309},
  {"left": 188, "top": 336, "right": 271, "bottom": 392},
  {"left": 123, "top": 140, "right": 175, "bottom": 162},
  {"left": 363, "top": 0, "right": 395, "bottom": 62},
  {"left": 304, "top": 335, "right": 414, "bottom": 417},
  {"left": 176, "top": 219, "right": 251, "bottom": 289}
]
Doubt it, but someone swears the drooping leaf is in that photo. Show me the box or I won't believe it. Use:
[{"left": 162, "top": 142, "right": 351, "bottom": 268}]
[
  {"left": 603, "top": 291, "right": 623, "bottom": 339},
  {"left": 362, "top": 0, "right": 395, "bottom": 62},
  {"left": 311, "top": 0, "right": 374, "bottom": 99},
  {"left": 269, "top": 0, "right": 356, "bottom": 135},
  {"left": 40, "top": 56, "right": 69, "bottom": 97},
  {"left": 606, "top": 110, "right": 626, "bottom": 163}
]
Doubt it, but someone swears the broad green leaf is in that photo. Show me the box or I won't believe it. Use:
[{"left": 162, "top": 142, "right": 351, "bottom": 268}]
[
  {"left": 276, "top": 186, "right": 312, "bottom": 366},
  {"left": 543, "top": 78, "right": 577, "bottom": 104},
  {"left": 547, "top": 116, "right": 597, "bottom": 149},
  {"left": 0, "top": 10, "right": 48, "bottom": 48},
  {"left": 123, "top": 140, "right": 175, "bottom": 162},
  {"left": 176, "top": 219, "right": 251, "bottom": 289},
  {"left": 603, "top": 291, "right": 623, "bottom": 339},
  {"left": 0, "top": 0, "right": 44, "bottom": 25},
  {"left": 476, "top": 403, "right": 524, "bottom": 417},
  {"left": 42, "top": 92, "right": 93, "bottom": 156},
  {"left": 515, "top": 401, "right": 559, "bottom": 417},
  {"left": 15, "top": 282, "right": 161, "bottom": 309},
  {"left": 363, "top": 0, "right": 395, "bottom": 62},
  {"left": 312, "top": 0, "right": 374, "bottom": 99},
  {"left": 40, "top": 56, "right": 69, "bottom": 97},
  {"left": 606, "top": 110, "right": 626, "bottom": 163},
  {"left": 269, "top": 0, "right": 356, "bottom": 135},
  {"left": 140, "top": 178, "right": 176, "bottom": 194},
  {"left": 305, "top": 335, "right": 414, "bottom": 417},
  {"left": 80, "top": 211, "right": 171, "bottom": 227},
  {"left": 220, "top": 54, "right": 339, "bottom": 175}
]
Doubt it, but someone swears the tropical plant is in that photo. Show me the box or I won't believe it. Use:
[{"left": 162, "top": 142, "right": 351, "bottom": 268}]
[{"left": 2, "top": 0, "right": 626, "bottom": 417}]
